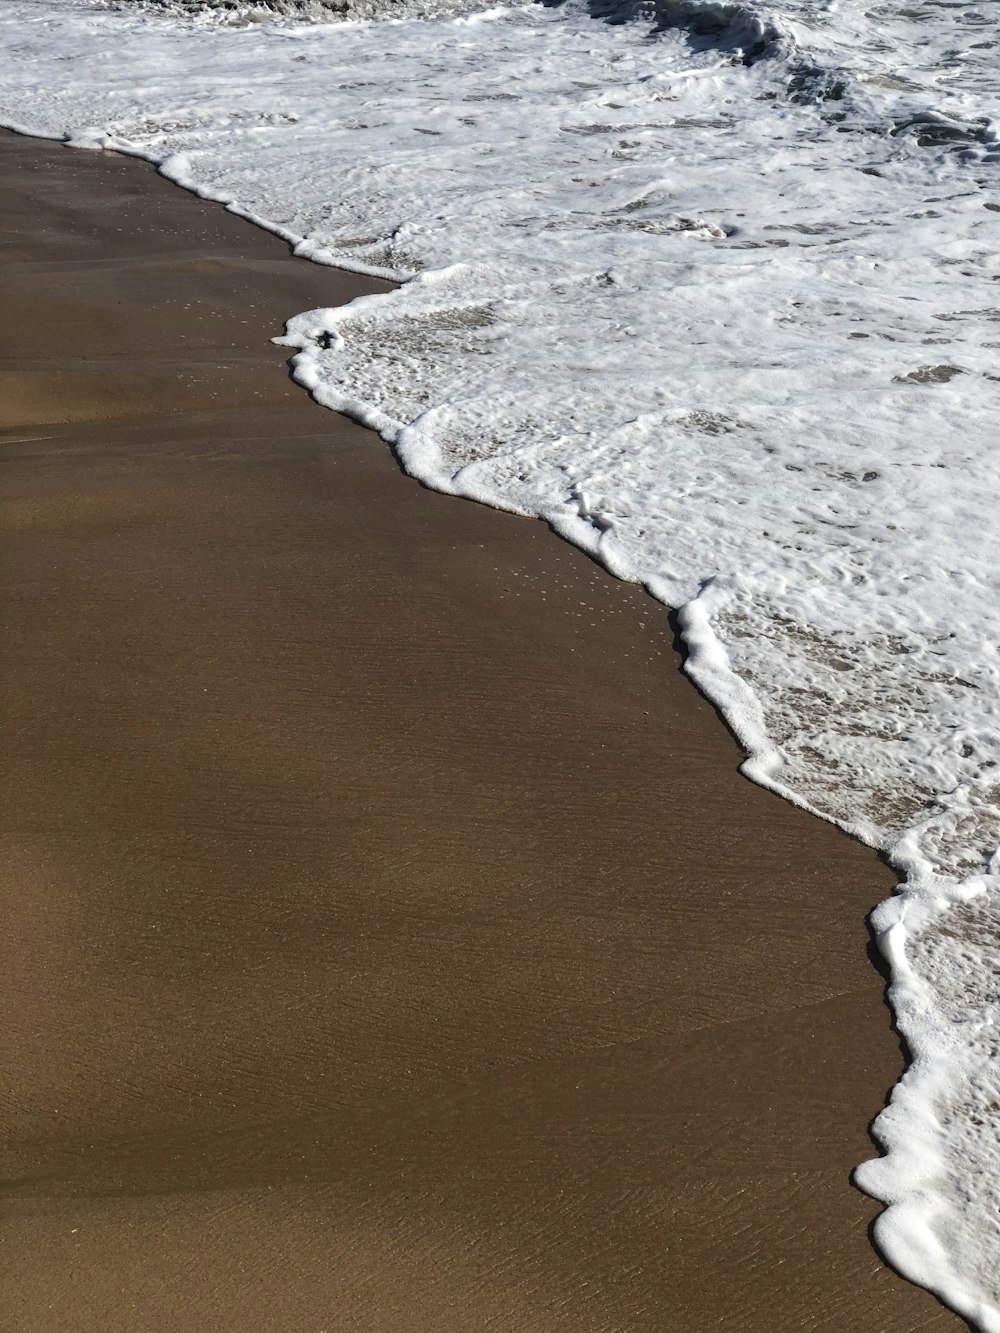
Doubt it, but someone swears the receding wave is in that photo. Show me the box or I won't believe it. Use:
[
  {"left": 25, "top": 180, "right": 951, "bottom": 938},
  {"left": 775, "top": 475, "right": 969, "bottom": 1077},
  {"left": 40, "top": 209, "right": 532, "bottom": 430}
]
[{"left": 2, "top": 0, "right": 1000, "bottom": 1325}]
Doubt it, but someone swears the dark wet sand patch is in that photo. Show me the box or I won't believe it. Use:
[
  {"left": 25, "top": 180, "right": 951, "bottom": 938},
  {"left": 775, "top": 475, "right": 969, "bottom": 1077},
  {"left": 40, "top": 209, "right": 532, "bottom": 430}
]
[{"left": 0, "top": 131, "right": 962, "bottom": 1332}]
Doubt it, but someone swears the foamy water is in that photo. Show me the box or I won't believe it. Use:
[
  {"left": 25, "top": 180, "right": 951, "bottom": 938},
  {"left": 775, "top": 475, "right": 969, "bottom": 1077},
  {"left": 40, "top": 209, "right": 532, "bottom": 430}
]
[{"left": 3, "top": 0, "right": 999, "bottom": 1322}]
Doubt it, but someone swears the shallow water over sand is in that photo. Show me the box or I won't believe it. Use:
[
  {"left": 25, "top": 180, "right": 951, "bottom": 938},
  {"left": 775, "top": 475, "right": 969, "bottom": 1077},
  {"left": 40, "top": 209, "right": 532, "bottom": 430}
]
[{"left": 1, "top": 0, "right": 999, "bottom": 1322}]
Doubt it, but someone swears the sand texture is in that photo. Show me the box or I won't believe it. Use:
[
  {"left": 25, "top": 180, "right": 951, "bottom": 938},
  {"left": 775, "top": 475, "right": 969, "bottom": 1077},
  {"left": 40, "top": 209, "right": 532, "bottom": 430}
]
[{"left": 0, "top": 132, "right": 963, "bottom": 1331}]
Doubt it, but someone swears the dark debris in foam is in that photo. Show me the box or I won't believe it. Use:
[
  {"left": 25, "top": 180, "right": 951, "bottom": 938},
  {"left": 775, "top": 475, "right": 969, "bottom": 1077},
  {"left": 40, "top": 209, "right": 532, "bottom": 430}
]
[{"left": 116, "top": 0, "right": 499, "bottom": 21}]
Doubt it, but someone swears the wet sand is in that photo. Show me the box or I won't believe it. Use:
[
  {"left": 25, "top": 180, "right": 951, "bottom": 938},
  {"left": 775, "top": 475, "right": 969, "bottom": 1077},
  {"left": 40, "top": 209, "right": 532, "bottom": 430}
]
[{"left": 0, "top": 132, "right": 963, "bottom": 1331}]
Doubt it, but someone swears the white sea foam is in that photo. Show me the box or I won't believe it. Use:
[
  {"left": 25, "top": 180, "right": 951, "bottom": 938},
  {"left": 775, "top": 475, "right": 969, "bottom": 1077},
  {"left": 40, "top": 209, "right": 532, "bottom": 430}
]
[{"left": 2, "top": 0, "right": 999, "bottom": 1321}]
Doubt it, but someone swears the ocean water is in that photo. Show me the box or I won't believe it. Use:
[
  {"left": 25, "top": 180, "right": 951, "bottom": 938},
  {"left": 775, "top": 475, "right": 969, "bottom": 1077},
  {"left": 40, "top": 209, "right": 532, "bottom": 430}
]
[{"left": 2, "top": 0, "right": 998, "bottom": 1322}]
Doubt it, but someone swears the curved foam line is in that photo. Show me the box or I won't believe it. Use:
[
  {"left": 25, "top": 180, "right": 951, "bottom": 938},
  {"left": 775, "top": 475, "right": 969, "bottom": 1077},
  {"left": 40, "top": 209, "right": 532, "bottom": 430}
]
[{"left": 3, "top": 30, "right": 998, "bottom": 1312}]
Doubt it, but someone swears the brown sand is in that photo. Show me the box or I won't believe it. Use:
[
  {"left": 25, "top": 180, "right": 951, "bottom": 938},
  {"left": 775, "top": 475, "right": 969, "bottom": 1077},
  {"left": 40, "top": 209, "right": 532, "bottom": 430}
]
[{"left": 0, "top": 132, "right": 963, "bottom": 1332}]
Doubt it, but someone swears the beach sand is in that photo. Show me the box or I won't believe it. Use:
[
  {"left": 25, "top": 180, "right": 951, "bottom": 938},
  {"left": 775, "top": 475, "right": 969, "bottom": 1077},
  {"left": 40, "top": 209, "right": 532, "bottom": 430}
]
[{"left": 0, "top": 131, "right": 963, "bottom": 1331}]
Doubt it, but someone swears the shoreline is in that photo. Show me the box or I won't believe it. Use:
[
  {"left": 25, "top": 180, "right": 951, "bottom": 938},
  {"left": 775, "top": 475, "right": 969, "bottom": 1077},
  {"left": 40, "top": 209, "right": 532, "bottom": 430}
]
[{"left": 0, "top": 132, "right": 962, "bottom": 1331}]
